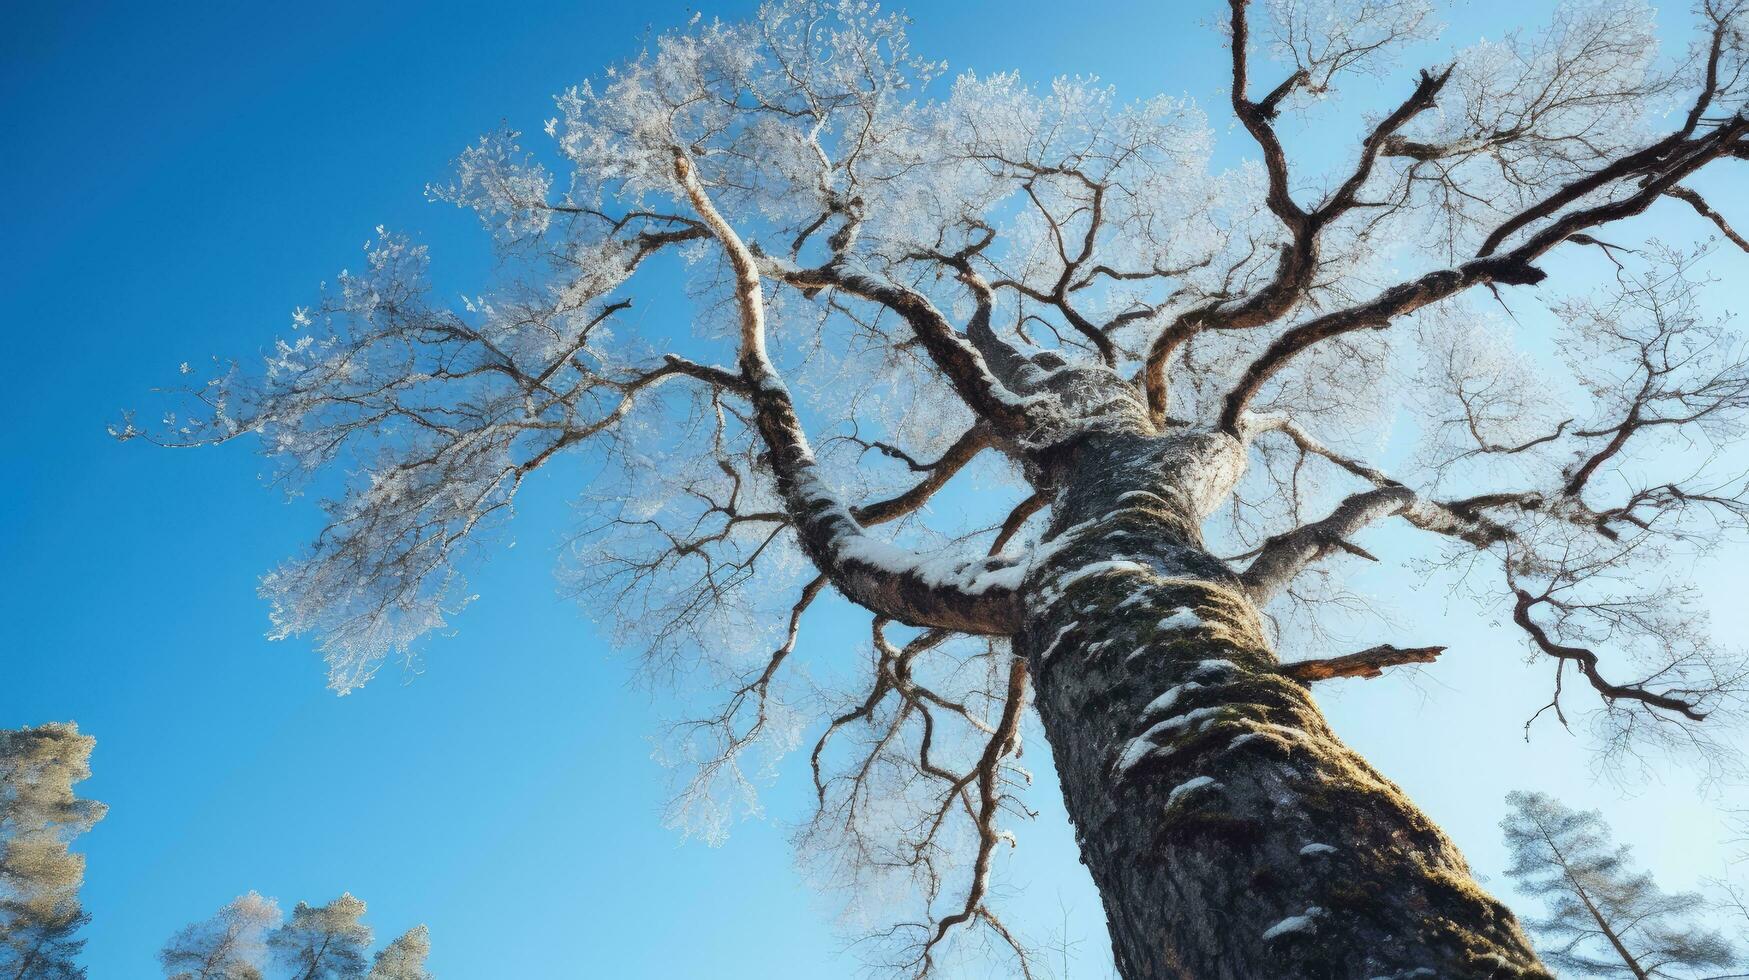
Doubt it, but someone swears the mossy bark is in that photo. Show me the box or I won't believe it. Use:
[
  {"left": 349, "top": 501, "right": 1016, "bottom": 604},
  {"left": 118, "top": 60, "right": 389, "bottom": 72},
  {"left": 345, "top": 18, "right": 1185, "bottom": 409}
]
[{"left": 1019, "top": 432, "right": 1549, "bottom": 980}]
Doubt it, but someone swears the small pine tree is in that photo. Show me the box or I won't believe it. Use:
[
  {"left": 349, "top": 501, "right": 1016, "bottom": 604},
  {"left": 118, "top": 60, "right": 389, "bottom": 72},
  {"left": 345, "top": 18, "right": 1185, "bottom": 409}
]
[
  {"left": 158, "top": 891, "right": 282, "bottom": 980},
  {"left": 0, "top": 723, "right": 106, "bottom": 980},
  {"left": 1502, "top": 791, "right": 1739, "bottom": 978},
  {"left": 366, "top": 925, "right": 432, "bottom": 980},
  {"left": 267, "top": 894, "right": 371, "bottom": 980}
]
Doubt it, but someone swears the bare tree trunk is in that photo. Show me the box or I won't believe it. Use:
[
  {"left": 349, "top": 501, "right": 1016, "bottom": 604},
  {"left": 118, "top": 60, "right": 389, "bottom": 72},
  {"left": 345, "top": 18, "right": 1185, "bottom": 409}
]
[{"left": 1019, "top": 432, "right": 1549, "bottom": 979}]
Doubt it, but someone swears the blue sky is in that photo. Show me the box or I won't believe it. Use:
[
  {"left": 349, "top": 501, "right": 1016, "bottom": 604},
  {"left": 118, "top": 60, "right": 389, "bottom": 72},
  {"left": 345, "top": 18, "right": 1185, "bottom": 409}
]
[{"left": 3, "top": 1, "right": 1747, "bottom": 977}]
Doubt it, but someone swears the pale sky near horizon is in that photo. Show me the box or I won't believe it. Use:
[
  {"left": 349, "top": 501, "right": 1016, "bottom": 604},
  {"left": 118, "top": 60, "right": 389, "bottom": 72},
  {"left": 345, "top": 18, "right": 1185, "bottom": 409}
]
[{"left": 4, "top": 0, "right": 1748, "bottom": 976}]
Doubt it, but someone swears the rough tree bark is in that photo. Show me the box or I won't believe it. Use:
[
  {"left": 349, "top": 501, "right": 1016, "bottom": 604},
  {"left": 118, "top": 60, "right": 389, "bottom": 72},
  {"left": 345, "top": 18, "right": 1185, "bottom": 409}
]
[{"left": 1018, "top": 429, "right": 1546, "bottom": 979}]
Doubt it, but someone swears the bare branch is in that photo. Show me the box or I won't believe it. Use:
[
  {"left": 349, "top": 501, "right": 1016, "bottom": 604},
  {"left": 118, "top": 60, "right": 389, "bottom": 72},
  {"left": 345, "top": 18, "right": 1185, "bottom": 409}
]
[
  {"left": 1664, "top": 185, "right": 1749, "bottom": 252},
  {"left": 1142, "top": 46, "right": 1453, "bottom": 425},
  {"left": 1512, "top": 589, "right": 1708, "bottom": 722},
  {"left": 1220, "top": 113, "right": 1749, "bottom": 431},
  {"left": 1240, "top": 482, "right": 1509, "bottom": 601},
  {"left": 771, "top": 260, "right": 1038, "bottom": 437},
  {"left": 1280, "top": 644, "right": 1447, "bottom": 682},
  {"left": 850, "top": 426, "right": 994, "bottom": 526}
]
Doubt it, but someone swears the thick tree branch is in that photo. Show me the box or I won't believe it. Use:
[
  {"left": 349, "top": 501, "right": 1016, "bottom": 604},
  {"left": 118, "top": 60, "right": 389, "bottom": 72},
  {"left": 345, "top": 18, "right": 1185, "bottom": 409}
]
[
  {"left": 990, "top": 492, "right": 1048, "bottom": 555},
  {"left": 1240, "top": 483, "right": 1509, "bottom": 602},
  {"left": 1219, "top": 115, "right": 1749, "bottom": 432},
  {"left": 1229, "top": 0, "right": 1307, "bottom": 230},
  {"left": 771, "top": 260, "right": 1037, "bottom": 436},
  {"left": 674, "top": 149, "right": 1025, "bottom": 635},
  {"left": 851, "top": 427, "right": 994, "bottom": 526},
  {"left": 1240, "top": 415, "right": 1525, "bottom": 600},
  {"left": 1142, "top": 46, "right": 1452, "bottom": 425},
  {"left": 1512, "top": 590, "right": 1709, "bottom": 722},
  {"left": 655, "top": 354, "right": 754, "bottom": 395},
  {"left": 1280, "top": 645, "right": 1447, "bottom": 682},
  {"left": 1317, "top": 66, "right": 1454, "bottom": 221}
]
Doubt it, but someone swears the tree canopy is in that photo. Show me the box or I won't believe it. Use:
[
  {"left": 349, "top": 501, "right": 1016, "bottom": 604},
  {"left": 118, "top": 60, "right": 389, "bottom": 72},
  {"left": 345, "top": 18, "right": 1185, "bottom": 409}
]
[
  {"left": 160, "top": 892, "right": 282, "bottom": 980},
  {"left": 160, "top": 892, "right": 430, "bottom": 980},
  {"left": 124, "top": 0, "right": 1749, "bottom": 972}
]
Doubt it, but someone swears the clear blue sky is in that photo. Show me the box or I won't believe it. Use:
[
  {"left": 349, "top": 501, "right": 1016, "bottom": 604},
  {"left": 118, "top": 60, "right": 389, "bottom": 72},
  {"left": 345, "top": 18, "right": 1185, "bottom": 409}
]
[{"left": 3, "top": 1, "right": 1746, "bottom": 977}]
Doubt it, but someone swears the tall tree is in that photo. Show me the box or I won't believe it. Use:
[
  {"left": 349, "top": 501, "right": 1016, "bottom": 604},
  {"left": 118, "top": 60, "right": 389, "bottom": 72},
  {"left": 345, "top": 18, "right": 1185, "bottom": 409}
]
[
  {"left": 0, "top": 724, "right": 105, "bottom": 980},
  {"left": 128, "top": 0, "right": 1749, "bottom": 975},
  {"left": 267, "top": 894, "right": 370, "bottom": 980},
  {"left": 365, "top": 926, "right": 431, "bottom": 980},
  {"left": 1502, "top": 791, "right": 1739, "bottom": 978},
  {"left": 159, "top": 892, "right": 283, "bottom": 980}
]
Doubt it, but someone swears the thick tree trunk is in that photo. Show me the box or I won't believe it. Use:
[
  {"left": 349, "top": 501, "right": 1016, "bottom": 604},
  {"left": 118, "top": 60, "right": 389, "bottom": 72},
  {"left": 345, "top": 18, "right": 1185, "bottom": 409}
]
[{"left": 1018, "top": 432, "right": 1549, "bottom": 980}]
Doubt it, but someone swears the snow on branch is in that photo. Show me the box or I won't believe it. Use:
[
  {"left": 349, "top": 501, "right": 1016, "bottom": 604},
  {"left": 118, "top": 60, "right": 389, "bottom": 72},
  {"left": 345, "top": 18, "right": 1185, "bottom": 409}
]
[
  {"left": 121, "top": 226, "right": 731, "bottom": 692},
  {"left": 673, "top": 146, "right": 1032, "bottom": 635},
  {"left": 1237, "top": 413, "right": 1527, "bottom": 600}
]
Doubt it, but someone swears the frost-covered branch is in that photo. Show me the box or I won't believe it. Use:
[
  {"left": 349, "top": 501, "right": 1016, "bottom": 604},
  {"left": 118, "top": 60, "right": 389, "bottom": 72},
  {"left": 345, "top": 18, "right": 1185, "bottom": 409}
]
[
  {"left": 803, "top": 622, "right": 1035, "bottom": 980},
  {"left": 1238, "top": 414, "right": 1522, "bottom": 599},
  {"left": 673, "top": 148, "right": 1029, "bottom": 635},
  {"left": 1218, "top": 3, "right": 1749, "bottom": 430},
  {"left": 1240, "top": 483, "right": 1507, "bottom": 601}
]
